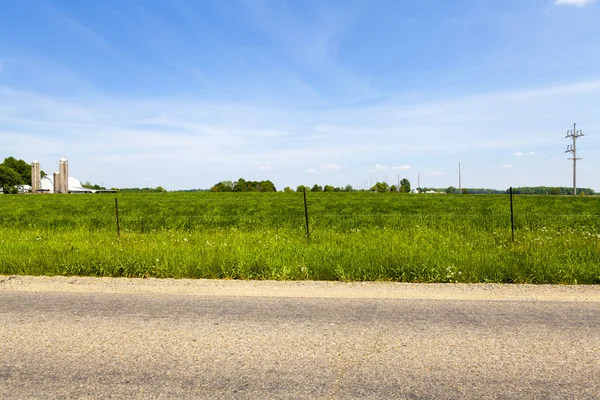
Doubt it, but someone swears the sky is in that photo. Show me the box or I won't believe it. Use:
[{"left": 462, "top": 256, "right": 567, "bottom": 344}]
[{"left": 1, "top": 0, "right": 600, "bottom": 191}]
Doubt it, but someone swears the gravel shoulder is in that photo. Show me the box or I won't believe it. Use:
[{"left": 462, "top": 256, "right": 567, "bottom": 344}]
[{"left": 1, "top": 275, "right": 599, "bottom": 301}]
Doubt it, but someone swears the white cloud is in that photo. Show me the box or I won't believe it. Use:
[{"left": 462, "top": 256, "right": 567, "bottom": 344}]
[
  {"left": 427, "top": 171, "right": 446, "bottom": 176},
  {"left": 501, "top": 164, "right": 513, "bottom": 169},
  {"left": 555, "top": 0, "right": 596, "bottom": 6},
  {"left": 256, "top": 163, "right": 273, "bottom": 171},
  {"left": 374, "top": 164, "right": 387, "bottom": 170},
  {"left": 3, "top": 76, "right": 600, "bottom": 190},
  {"left": 319, "top": 163, "right": 342, "bottom": 171}
]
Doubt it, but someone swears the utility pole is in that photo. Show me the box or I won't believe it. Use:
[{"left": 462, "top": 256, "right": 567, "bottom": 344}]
[
  {"left": 458, "top": 162, "right": 462, "bottom": 194},
  {"left": 566, "top": 123, "right": 584, "bottom": 196}
]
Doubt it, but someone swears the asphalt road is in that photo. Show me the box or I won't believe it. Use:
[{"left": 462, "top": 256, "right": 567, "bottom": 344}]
[{"left": 1, "top": 279, "right": 599, "bottom": 399}]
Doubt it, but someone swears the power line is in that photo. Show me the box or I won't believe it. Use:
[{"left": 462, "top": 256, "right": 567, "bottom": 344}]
[{"left": 565, "top": 123, "right": 584, "bottom": 196}]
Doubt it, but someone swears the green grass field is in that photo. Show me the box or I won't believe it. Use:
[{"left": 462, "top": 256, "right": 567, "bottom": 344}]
[{"left": 1, "top": 192, "right": 599, "bottom": 283}]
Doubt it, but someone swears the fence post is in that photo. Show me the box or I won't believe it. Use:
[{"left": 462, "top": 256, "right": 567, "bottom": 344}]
[
  {"left": 115, "top": 197, "right": 121, "bottom": 239},
  {"left": 303, "top": 188, "right": 310, "bottom": 240},
  {"left": 509, "top": 187, "right": 514, "bottom": 242}
]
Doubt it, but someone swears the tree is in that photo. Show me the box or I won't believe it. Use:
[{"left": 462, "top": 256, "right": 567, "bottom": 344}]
[
  {"left": 461, "top": 188, "right": 469, "bottom": 194},
  {"left": 296, "top": 185, "right": 307, "bottom": 192},
  {"left": 1, "top": 157, "right": 29, "bottom": 184},
  {"left": 324, "top": 185, "right": 334, "bottom": 192},
  {"left": 283, "top": 186, "right": 293, "bottom": 193},
  {"left": 257, "top": 180, "right": 276, "bottom": 192},
  {"left": 549, "top": 187, "right": 561, "bottom": 195},
  {"left": 0, "top": 165, "right": 22, "bottom": 194},
  {"left": 233, "top": 178, "right": 247, "bottom": 192},
  {"left": 371, "top": 182, "right": 389, "bottom": 193},
  {"left": 311, "top": 184, "right": 323, "bottom": 192},
  {"left": 400, "top": 178, "right": 411, "bottom": 193},
  {"left": 446, "top": 186, "right": 456, "bottom": 194},
  {"left": 82, "top": 181, "right": 106, "bottom": 190},
  {"left": 345, "top": 184, "right": 353, "bottom": 192}
]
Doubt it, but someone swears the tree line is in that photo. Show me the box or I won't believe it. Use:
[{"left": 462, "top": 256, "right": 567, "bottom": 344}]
[
  {"left": 211, "top": 178, "right": 277, "bottom": 192},
  {"left": 0, "top": 157, "right": 43, "bottom": 194}
]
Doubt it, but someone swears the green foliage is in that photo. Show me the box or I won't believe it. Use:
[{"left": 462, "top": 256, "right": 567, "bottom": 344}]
[
  {"left": 1, "top": 157, "right": 30, "bottom": 184},
  {"left": 324, "top": 185, "right": 335, "bottom": 192},
  {"left": 82, "top": 181, "right": 107, "bottom": 190},
  {"left": 446, "top": 186, "right": 456, "bottom": 194},
  {"left": 0, "top": 193, "right": 599, "bottom": 283},
  {"left": 549, "top": 187, "right": 561, "bottom": 195},
  {"left": 511, "top": 186, "right": 595, "bottom": 195},
  {"left": 371, "top": 182, "right": 389, "bottom": 193},
  {"left": 296, "top": 185, "right": 307, "bottom": 192},
  {"left": 213, "top": 178, "right": 276, "bottom": 192},
  {"left": 0, "top": 165, "right": 22, "bottom": 194},
  {"left": 311, "top": 184, "right": 323, "bottom": 192},
  {"left": 400, "top": 178, "right": 411, "bottom": 193},
  {"left": 117, "top": 187, "right": 165, "bottom": 193}
]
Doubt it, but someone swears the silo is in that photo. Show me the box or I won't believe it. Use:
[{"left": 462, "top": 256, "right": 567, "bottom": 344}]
[
  {"left": 31, "top": 161, "right": 41, "bottom": 193},
  {"left": 59, "top": 158, "right": 69, "bottom": 194},
  {"left": 53, "top": 171, "right": 60, "bottom": 194}
]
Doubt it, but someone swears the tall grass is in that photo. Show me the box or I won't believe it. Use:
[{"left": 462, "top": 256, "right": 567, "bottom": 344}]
[{"left": 0, "top": 193, "right": 599, "bottom": 283}]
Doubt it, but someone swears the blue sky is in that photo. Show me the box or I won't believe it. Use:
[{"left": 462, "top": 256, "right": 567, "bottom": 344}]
[{"left": 1, "top": 0, "right": 600, "bottom": 191}]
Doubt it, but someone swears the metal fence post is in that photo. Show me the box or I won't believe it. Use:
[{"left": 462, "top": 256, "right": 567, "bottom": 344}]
[
  {"left": 303, "top": 188, "right": 310, "bottom": 240},
  {"left": 115, "top": 198, "right": 121, "bottom": 238},
  {"left": 510, "top": 187, "right": 515, "bottom": 242}
]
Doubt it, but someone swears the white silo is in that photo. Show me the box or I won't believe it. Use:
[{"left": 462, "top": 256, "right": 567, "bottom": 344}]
[
  {"left": 31, "top": 161, "right": 41, "bottom": 193},
  {"left": 59, "top": 158, "right": 69, "bottom": 194},
  {"left": 53, "top": 171, "right": 60, "bottom": 194}
]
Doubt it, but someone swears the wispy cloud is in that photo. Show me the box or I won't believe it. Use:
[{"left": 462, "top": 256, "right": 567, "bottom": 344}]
[
  {"left": 305, "top": 168, "right": 316, "bottom": 173},
  {"left": 319, "top": 163, "right": 342, "bottom": 171},
  {"left": 2, "top": 75, "right": 600, "bottom": 190},
  {"left": 427, "top": 171, "right": 446, "bottom": 176},
  {"left": 501, "top": 164, "right": 513, "bottom": 169},
  {"left": 256, "top": 163, "right": 274, "bottom": 171},
  {"left": 555, "top": 0, "right": 596, "bottom": 7}
]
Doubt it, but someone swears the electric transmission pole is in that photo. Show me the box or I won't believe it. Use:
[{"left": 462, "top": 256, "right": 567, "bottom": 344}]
[
  {"left": 566, "top": 123, "right": 584, "bottom": 196},
  {"left": 458, "top": 162, "right": 462, "bottom": 194}
]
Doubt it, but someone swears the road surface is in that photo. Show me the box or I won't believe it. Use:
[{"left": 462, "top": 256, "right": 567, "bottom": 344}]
[{"left": 1, "top": 276, "right": 599, "bottom": 399}]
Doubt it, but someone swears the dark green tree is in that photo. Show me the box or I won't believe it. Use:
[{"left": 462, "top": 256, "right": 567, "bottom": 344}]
[
  {"left": 400, "top": 178, "right": 411, "bottom": 193},
  {"left": 311, "top": 184, "right": 323, "bottom": 192},
  {"left": 1, "top": 157, "right": 30, "bottom": 184},
  {"left": 233, "top": 178, "right": 247, "bottom": 192},
  {"left": 0, "top": 165, "right": 22, "bottom": 194},
  {"left": 371, "top": 182, "right": 389, "bottom": 193}
]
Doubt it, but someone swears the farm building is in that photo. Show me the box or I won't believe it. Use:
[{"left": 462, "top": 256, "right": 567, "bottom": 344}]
[{"left": 39, "top": 175, "right": 95, "bottom": 194}]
